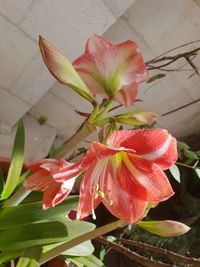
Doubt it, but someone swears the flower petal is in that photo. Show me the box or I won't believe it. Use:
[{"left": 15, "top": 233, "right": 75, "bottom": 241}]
[
  {"left": 77, "top": 163, "right": 102, "bottom": 219},
  {"left": 108, "top": 129, "right": 177, "bottom": 168},
  {"left": 121, "top": 52, "right": 148, "bottom": 85},
  {"left": 102, "top": 161, "right": 148, "bottom": 223},
  {"left": 115, "top": 82, "right": 138, "bottom": 107},
  {"left": 42, "top": 177, "right": 75, "bottom": 209},
  {"left": 27, "top": 159, "right": 59, "bottom": 171},
  {"left": 52, "top": 161, "right": 82, "bottom": 181},
  {"left": 153, "top": 137, "right": 178, "bottom": 170},
  {"left": 80, "top": 142, "right": 135, "bottom": 169},
  {"left": 24, "top": 169, "right": 53, "bottom": 191},
  {"left": 122, "top": 154, "right": 174, "bottom": 202},
  {"left": 24, "top": 168, "right": 75, "bottom": 209},
  {"left": 85, "top": 34, "right": 112, "bottom": 55},
  {"left": 39, "top": 36, "right": 94, "bottom": 103},
  {"left": 73, "top": 53, "right": 107, "bottom": 96}
]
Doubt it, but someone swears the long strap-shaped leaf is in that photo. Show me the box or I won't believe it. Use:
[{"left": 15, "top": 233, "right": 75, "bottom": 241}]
[{"left": 1, "top": 120, "right": 25, "bottom": 199}]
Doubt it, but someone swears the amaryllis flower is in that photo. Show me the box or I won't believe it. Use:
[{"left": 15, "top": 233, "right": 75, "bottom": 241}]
[
  {"left": 77, "top": 129, "right": 177, "bottom": 223},
  {"left": 24, "top": 159, "right": 80, "bottom": 209},
  {"left": 73, "top": 35, "right": 148, "bottom": 107}
]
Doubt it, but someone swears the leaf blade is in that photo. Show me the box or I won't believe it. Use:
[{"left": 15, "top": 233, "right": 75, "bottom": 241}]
[{"left": 1, "top": 121, "right": 25, "bottom": 199}]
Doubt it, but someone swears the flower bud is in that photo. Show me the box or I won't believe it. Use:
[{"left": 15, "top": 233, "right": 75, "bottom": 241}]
[{"left": 137, "top": 220, "right": 191, "bottom": 237}]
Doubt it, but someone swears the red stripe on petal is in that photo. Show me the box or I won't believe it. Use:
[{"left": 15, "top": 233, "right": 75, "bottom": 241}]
[
  {"left": 108, "top": 129, "right": 175, "bottom": 163},
  {"left": 80, "top": 142, "right": 136, "bottom": 169},
  {"left": 23, "top": 169, "right": 53, "bottom": 191},
  {"left": 102, "top": 161, "right": 147, "bottom": 223},
  {"left": 124, "top": 154, "right": 174, "bottom": 202}
]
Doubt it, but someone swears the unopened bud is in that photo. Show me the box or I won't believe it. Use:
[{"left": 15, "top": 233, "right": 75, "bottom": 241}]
[{"left": 137, "top": 220, "right": 191, "bottom": 237}]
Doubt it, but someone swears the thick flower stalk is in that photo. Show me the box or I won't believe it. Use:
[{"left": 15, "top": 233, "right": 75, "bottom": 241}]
[
  {"left": 73, "top": 34, "right": 148, "bottom": 106},
  {"left": 25, "top": 129, "right": 177, "bottom": 224}
]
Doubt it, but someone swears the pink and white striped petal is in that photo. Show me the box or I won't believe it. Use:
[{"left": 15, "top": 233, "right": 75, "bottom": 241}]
[
  {"left": 108, "top": 129, "right": 176, "bottom": 167},
  {"left": 42, "top": 177, "right": 75, "bottom": 209},
  {"left": 121, "top": 52, "right": 148, "bottom": 85},
  {"left": 80, "top": 142, "right": 135, "bottom": 169},
  {"left": 85, "top": 34, "right": 112, "bottom": 55},
  {"left": 102, "top": 161, "right": 148, "bottom": 223},
  {"left": 122, "top": 154, "right": 174, "bottom": 202}
]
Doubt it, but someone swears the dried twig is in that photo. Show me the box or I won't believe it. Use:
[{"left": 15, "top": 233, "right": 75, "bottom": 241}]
[
  {"left": 96, "top": 236, "right": 173, "bottom": 267},
  {"left": 146, "top": 47, "right": 200, "bottom": 70},
  {"left": 162, "top": 98, "right": 200, "bottom": 117},
  {"left": 118, "top": 238, "right": 200, "bottom": 267}
]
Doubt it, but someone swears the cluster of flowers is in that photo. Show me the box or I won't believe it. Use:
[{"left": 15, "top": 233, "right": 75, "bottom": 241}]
[{"left": 24, "top": 35, "right": 183, "bottom": 232}]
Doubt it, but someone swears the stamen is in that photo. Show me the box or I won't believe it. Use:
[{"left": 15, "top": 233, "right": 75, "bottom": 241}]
[
  {"left": 99, "top": 191, "right": 105, "bottom": 198},
  {"left": 92, "top": 208, "right": 96, "bottom": 220},
  {"left": 108, "top": 199, "right": 113, "bottom": 205}
]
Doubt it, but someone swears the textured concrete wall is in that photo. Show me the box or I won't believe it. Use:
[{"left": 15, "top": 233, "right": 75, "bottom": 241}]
[{"left": 1, "top": 0, "right": 200, "bottom": 161}]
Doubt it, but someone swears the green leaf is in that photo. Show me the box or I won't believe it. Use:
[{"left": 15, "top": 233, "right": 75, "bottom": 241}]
[
  {"left": 0, "top": 196, "right": 78, "bottom": 229},
  {"left": 99, "top": 247, "right": 106, "bottom": 261},
  {"left": 195, "top": 150, "right": 200, "bottom": 157},
  {"left": 177, "top": 141, "right": 190, "bottom": 151},
  {"left": 1, "top": 120, "right": 25, "bottom": 199},
  {"left": 16, "top": 247, "right": 42, "bottom": 267},
  {"left": 0, "top": 219, "right": 95, "bottom": 252},
  {"left": 69, "top": 255, "right": 104, "bottom": 267},
  {"left": 194, "top": 168, "right": 200, "bottom": 179},
  {"left": 184, "top": 149, "right": 198, "bottom": 160},
  {"left": 107, "top": 235, "right": 116, "bottom": 242},
  {"left": 43, "top": 221, "right": 95, "bottom": 254},
  {"left": 0, "top": 251, "right": 21, "bottom": 264},
  {"left": 0, "top": 168, "right": 4, "bottom": 194},
  {"left": 146, "top": 73, "right": 166, "bottom": 83},
  {"left": 0, "top": 221, "right": 68, "bottom": 251},
  {"left": 61, "top": 241, "right": 94, "bottom": 256},
  {"left": 169, "top": 164, "right": 181, "bottom": 183}
]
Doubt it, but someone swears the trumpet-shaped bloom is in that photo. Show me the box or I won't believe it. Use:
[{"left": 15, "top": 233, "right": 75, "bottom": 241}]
[
  {"left": 24, "top": 159, "right": 80, "bottom": 209},
  {"left": 77, "top": 129, "right": 177, "bottom": 223},
  {"left": 73, "top": 35, "right": 148, "bottom": 107}
]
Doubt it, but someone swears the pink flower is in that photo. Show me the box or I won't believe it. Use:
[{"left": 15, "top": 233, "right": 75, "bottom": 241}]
[
  {"left": 77, "top": 129, "right": 177, "bottom": 223},
  {"left": 24, "top": 159, "right": 80, "bottom": 209},
  {"left": 73, "top": 35, "right": 148, "bottom": 107}
]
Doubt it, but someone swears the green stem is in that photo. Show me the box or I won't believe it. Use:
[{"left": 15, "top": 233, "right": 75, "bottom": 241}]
[
  {"left": 2, "top": 186, "right": 30, "bottom": 208},
  {"left": 52, "top": 120, "right": 96, "bottom": 159},
  {"left": 39, "top": 219, "right": 127, "bottom": 265},
  {"left": 94, "top": 99, "right": 114, "bottom": 122},
  {"left": 176, "top": 162, "right": 194, "bottom": 169}
]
